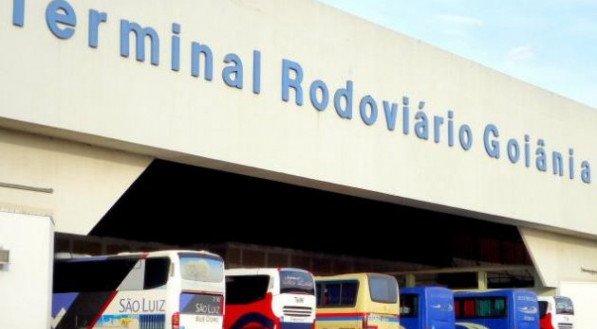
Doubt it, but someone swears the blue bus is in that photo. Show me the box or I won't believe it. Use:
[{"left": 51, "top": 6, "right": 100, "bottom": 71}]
[
  {"left": 399, "top": 286, "right": 455, "bottom": 329},
  {"left": 454, "top": 289, "right": 539, "bottom": 329}
]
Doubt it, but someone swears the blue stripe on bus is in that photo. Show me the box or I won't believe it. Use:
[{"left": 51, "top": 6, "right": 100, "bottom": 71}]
[
  {"left": 281, "top": 322, "right": 312, "bottom": 329},
  {"left": 180, "top": 293, "right": 194, "bottom": 309},
  {"left": 52, "top": 292, "right": 78, "bottom": 318}
]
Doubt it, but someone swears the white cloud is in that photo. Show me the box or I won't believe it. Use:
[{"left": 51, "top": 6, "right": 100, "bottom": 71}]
[
  {"left": 434, "top": 14, "right": 484, "bottom": 28},
  {"left": 506, "top": 46, "right": 536, "bottom": 63}
]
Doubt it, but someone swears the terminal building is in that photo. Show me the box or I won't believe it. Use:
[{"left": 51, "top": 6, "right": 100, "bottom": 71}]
[{"left": 0, "top": 0, "right": 596, "bottom": 328}]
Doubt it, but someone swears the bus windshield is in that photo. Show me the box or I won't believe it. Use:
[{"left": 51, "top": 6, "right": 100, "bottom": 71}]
[
  {"left": 368, "top": 274, "right": 398, "bottom": 303},
  {"left": 280, "top": 270, "right": 315, "bottom": 294},
  {"left": 179, "top": 253, "right": 224, "bottom": 282},
  {"left": 555, "top": 297, "right": 574, "bottom": 315}
]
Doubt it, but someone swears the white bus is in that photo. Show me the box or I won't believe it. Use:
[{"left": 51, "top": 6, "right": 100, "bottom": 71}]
[
  {"left": 52, "top": 250, "right": 225, "bottom": 329},
  {"left": 224, "top": 268, "right": 316, "bottom": 329},
  {"left": 539, "top": 296, "right": 574, "bottom": 329}
]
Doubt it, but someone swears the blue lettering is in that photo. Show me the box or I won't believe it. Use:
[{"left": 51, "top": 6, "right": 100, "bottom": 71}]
[
  {"left": 191, "top": 42, "right": 214, "bottom": 80},
  {"left": 334, "top": 81, "right": 353, "bottom": 119},
  {"left": 507, "top": 139, "right": 520, "bottom": 163},
  {"left": 402, "top": 97, "right": 409, "bottom": 135},
  {"left": 536, "top": 139, "right": 547, "bottom": 172},
  {"left": 524, "top": 135, "right": 531, "bottom": 167},
  {"left": 359, "top": 95, "right": 378, "bottom": 126},
  {"left": 459, "top": 124, "right": 473, "bottom": 151},
  {"left": 447, "top": 111, "right": 455, "bottom": 147},
  {"left": 253, "top": 50, "right": 261, "bottom": 94},
  {"left": 13, "top": 0, "right": 25, "bottom": 27},
  {"left": 569, "top": 149, "right": 575, "bottom": 179},
  {"left": 88, "top": 10, "right": 107, "bottom": 48},
  {"left": 382, "top": 101, "right": 398, "bottom": 131},
  {"left": 483, "top": 124, "right": 500, "bottom": 159},
  {"left": 309, "top": 80, "right": 329, "bottom": 111},
  {"left": 46, "top": 0, "right": 76, "bottom": 40},
  {"left": 282, "top": 59, "right": 303, "bottom": 105},
  {"left": 581, "top": 161, "right": 591, "bottom": 184},
  {"left": 222, "top": 53, "right": 244, "bottom": 89},
  {"left": 433, "top": 115, "right": 444, "bottom": 143},
  {"left": 414, "top": 101, "right": 429, "bottom": 140},
  {"left": 171, "top": 23, "right": 181, "bottom": 71},
  {"left": 552, "top": 151, "right": 564, "bottom": 176},
  {"left": 120, "top": 20, "right": 160, "bottom": 65}
]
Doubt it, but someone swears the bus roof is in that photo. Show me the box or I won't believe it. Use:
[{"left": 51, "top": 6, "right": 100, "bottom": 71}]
[
  {"left": 400, "top": 286, "right": 453, "bottom": 295},
  {"left": 454, "top": 289, "right": 537, "bottom": 298},
  {"left": 54, "top": 249, "right": 223, "bottom": 262},
  {"left": 314, "top": 272, "right": 394, "bottom": 281},
  {"left": 225, "top": 267, "right": 311, "bottom": 276}
]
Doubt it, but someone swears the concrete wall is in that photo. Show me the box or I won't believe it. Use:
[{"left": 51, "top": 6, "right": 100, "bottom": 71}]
[
  {"left": 0, "top": 211, "right": 54, "bottom": 329},
  {"left": 0, "top": 0, "right": 594, "bottom": 238},
  {"left": 521, "top": 227, "right": 597, "bottom": 329},
  {"left": 559, "top": 282, "right": 597, "bottom": 329},
  {"left": 520, "top": 227, "right": 597, "bottom": 287},
  {"left": 0, "top": 128, "right": 151, "bottom": 234}
]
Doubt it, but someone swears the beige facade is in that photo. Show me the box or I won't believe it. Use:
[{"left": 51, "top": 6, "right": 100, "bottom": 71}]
[{"left": 0, "top": 0, "right": 596, "bottom": 323}]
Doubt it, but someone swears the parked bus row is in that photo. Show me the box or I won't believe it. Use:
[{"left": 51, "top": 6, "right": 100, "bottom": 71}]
[{"left": 51, "top": 250, "right": 573, "bottom": 329}]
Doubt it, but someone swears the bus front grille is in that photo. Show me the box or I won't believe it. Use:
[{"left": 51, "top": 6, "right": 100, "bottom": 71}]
[{"left": 283, "top": 306, "right": 313, "bottom": 317}]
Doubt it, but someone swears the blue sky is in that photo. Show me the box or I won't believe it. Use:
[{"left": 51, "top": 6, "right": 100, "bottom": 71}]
[{"left": 318, "top": 0, "right": 597, "bottom": 109}]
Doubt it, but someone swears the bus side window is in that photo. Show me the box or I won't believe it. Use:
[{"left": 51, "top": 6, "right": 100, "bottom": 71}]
[
  {"left": 144, "top": 257, "right": 170, "bottom": 289},
  {"left": 464, "top": 299, "right": 475, "bottom": 317},
  {"left": 399, "top": 294, "right": 418, "bottom": 317},
  {"left": 317, "top": 282, "right": 357, "bottom": 307},
  {"left": 325, "top": 283, "right": 341, "bottom": 305},
  {"left": 539, "top": 301, "right": 548, "bottom": 318}
]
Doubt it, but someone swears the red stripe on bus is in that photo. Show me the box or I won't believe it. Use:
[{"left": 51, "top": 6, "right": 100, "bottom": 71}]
[{"left": 89, "top": 291, "right": 118, "bottom": 328}]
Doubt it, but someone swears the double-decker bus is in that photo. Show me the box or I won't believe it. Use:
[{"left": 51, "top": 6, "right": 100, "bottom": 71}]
[{"left": 52, "top": 250, "right": 225, "bottom": 329}]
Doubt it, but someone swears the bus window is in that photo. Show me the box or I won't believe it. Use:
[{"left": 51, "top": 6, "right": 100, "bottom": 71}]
[
  {"left": 226, "top": 275, "right": 270, "bottom": 304},
  {"left": 399, "top": 294, "right": 418, "bottom": 318},
  {"left": 52, "top": 250, "right": 225, "bottom": 329},
  {"left": 477, "top": 298, "right": 506, "bottom": 317},
  {"left": 180, "top": 253, "right": 223, "bottom": 282},
  {"left": 369, "top": 274, "right": 398, "bottom": 303},
  {"left": 555, "top": 296, "right": 574, "bottom": 315},
  {"left": 280, "top": 269, "right": 315, "bottom": 294},
  {"left": 225, "top": 268, "right": 316, "bottom": 329},
  {"left": 318, "top": 281, "right": 358, "bottom": 307},
  {"left": 463, "top": 299, "right": 475, "bottom": 317},
  {"left": 315, "top": 273, "right": 400, "bottom": 329},
  {"left": 143, "top": 257, "right": 170, "bottom": 289}
]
